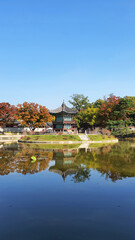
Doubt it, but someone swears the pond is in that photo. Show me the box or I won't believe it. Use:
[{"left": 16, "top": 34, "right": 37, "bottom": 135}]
[{"left": 0, "top": 141, "right": 135, "bottom": 240}]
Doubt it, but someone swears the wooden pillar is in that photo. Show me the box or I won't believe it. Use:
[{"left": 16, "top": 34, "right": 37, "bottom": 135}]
[{"left": 63, "top": 114, "right": 64, "bottom": 132}]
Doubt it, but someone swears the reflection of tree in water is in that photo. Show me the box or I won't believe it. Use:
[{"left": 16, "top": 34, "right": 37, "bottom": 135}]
[
  {"left": 16, "top": 145, "right": 53, "bottom": 174},
  {"left": 1, "top": 142, "right": 135, "bottom": 182},
  {"left": 0, "top": 144, "right": 53, "bottom": 175},
  {"left": 72, "top": 166, "right": 91, "bottom": 183},
  {"left": 103, "top": 171, "right": 122, "bottom": 182},
  {"left": 96, "top": 142, "right": 135, "bottom": 181},
  {"left": 74, "top": 142, "right": 135, "bottom": 182},
  {"left": 0, "top": 143, "right": 19, "bottom": 175}
]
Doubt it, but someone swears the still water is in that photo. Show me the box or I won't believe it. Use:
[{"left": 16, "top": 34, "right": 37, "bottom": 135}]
[{"left": 0, "top": 142, "right": 135, "bottom": 240}]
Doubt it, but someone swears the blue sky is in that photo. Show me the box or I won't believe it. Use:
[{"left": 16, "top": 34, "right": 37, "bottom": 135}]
[{"left": 0, "top": 0, "right": 135, "bottom": 109}]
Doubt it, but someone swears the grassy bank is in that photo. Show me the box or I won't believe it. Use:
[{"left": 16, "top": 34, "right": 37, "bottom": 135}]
[
  {"left": 21, "top": 135, "right": 81, "bottom": 142},
  {"left": 88, "top": 134, "right": 116, "bottom": 141}
]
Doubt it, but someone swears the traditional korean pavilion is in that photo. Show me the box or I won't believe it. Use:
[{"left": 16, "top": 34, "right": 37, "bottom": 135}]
[{"left": 49, "top": 101, "right": 77, "bottom": 132}]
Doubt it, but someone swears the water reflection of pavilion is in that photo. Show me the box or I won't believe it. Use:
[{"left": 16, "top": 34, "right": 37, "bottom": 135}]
[
  {"left": 1, "top": 142, "right": 135, "bottom": 182},
  {"left": 49, "top": 149, "right": 78, "bottom": 180}
]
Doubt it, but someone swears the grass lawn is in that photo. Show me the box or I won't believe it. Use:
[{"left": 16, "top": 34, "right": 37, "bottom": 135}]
[
  {"left": 22, "top": 135, "right": 81, "bottom": 142},
  {"left": 88, "top": 134, "right": 116, "bottom": 141}
]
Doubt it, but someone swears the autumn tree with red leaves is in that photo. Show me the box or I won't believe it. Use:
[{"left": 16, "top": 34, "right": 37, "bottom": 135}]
[
  {"left": 17, "top": 102, "right": 52, "bottom": 130},
  {"left": 0, "top": 102, "right": 17, "bottom": 127},
  {"left": 98, "top": 94, "right": 120, "bottom": 127}
]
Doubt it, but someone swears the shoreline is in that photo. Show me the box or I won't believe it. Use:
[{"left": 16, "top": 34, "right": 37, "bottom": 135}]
[{"left": 18, "top": 139, "right": 118, "bottom": 144}]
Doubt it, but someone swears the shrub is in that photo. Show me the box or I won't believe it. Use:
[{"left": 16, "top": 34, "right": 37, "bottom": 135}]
[{"left": 100, "top": 128, "right": 111, "bottom": 136}]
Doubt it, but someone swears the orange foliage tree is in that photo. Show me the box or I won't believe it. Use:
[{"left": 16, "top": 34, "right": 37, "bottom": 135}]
[
  {"left": 0, "top": 102, "right": 17, "bottom": 127},
  {"left": 98, "top": 94, "right": 120, "bottom": 127},
  {"left": 17, "top": 102, "right": 52, "bottom": 130}
]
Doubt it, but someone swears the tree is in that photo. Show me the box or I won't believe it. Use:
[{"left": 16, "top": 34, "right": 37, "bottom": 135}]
[
  {"left": 98, "top": 94, "right": 120, "bottom": 127},
  {"left": 0, "top": 102, "right": 17, "bottom": 127},
  {"left": 115, "top": 97, "right": 134, "bottom": 120},
  {"left": 106, "top": 97, "right": 135, "bottom": 135},
  {"left": 69, "top": 94, "right": 90, "bottom": 111},
  {"left": 116, "top": 97, "right": 135, "bottom": 125},
  {"left": 17, "top": 102, "right": 52, "bottom": 130},
  {"left": 91, "top": 99, "right": 105, "bottom": 108},
  {"left": 74, "top": 107, "right": 99, "bottom": 129}
]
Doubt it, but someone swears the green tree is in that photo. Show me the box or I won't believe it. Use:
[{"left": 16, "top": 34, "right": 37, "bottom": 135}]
[
  {"left": 69, "top": 94, "right": 90, "bottom": 111},
  {"left": 115, "top": 97, "right": 134, "bottom": 122},
  {"left": 74, "top": 107, "right": 99, "bottom": 129},
  {"left": 92, "top": 99, "right": 105, "bottom": 108}
]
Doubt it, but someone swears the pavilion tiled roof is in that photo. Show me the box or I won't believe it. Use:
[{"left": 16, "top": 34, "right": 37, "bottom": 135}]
[
  {"left": 49, "top": 167, "right": 77, "bottom": 181},
  {"left": 49, "top": 102, "right": 77, "bottom": 114}
]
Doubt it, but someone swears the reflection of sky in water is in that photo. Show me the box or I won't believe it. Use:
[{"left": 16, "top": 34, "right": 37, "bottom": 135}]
[
  {"left": 48, "top": 160, "right": 55, "bottom": 168},
  {"left": 0, "top": 142, "right": 135, "bottom": 240}
]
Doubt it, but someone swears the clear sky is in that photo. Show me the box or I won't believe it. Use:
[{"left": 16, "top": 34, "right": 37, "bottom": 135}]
[{"left": 0, "top": 0, "right": 135, "bottom": 109}]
